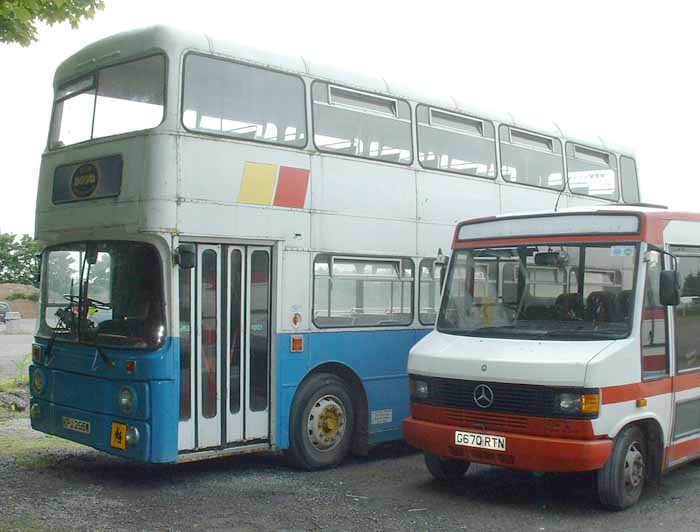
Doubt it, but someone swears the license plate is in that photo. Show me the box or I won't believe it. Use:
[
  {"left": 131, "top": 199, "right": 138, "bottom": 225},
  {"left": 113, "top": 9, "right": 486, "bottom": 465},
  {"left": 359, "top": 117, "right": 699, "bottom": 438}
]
[
  {"left": 110, "top": 422, "right": 128, "bottom": 450},
  {"left": 454, "top": 430, "right": 506, "bottom": 451},
  {"left": 62, "top": 416, "right": 91, "bottom": 435}
]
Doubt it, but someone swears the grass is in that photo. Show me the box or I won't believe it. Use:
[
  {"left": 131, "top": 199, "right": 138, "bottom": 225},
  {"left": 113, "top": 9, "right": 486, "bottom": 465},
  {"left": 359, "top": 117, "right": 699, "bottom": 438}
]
[{"left": 0, "top": 353, "right": 30, "bottom": 393}]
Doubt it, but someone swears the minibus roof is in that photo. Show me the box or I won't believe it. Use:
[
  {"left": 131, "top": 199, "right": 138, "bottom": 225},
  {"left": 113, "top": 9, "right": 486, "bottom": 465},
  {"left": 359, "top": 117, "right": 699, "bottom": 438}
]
[{"left": 453, "top": 207, "right": 700, "bottom": 248}]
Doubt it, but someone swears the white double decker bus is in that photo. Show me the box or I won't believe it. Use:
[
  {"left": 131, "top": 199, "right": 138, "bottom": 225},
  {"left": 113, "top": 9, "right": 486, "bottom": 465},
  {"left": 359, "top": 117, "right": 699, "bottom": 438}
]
[{"left": 29, "top": 25, "right": 641, "bottom": 468}]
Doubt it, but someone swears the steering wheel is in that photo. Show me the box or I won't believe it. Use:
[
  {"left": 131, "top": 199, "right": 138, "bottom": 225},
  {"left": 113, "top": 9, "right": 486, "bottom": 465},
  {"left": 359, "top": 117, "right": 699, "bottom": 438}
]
[{"left": 63, "top": 294, "right": 111, "bottom": 310}]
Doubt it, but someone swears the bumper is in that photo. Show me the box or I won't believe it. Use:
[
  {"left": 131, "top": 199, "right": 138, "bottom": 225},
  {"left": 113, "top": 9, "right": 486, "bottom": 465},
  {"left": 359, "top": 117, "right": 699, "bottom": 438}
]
[
  {"left": 403, "top": 417, "right": 613, "bottom": 472},
  {"left": 31, "top": 398, "right": 151, "bottom": 461}
]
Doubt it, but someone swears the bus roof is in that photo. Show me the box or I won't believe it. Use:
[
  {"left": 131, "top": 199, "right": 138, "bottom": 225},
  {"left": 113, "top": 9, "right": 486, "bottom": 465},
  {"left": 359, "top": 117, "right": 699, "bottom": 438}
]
[{"left": 53, "top": 24, "right": 636, "bottom": 157}]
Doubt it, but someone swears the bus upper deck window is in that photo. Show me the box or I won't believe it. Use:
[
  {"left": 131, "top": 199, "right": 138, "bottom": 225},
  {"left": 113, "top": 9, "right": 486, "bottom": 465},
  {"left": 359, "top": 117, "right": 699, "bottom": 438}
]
[{"left": 566, "top": 143, "right": 619, "bottom": 201}]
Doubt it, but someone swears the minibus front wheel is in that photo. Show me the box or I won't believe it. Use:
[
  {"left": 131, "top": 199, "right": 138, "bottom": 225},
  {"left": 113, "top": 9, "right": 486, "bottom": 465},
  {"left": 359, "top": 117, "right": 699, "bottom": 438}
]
[
  {"left": 597, "top": 425, "right": 647, "bottom": 510},
  {"left": 424, "top": 453, "right": 470, "bottom": 481}
]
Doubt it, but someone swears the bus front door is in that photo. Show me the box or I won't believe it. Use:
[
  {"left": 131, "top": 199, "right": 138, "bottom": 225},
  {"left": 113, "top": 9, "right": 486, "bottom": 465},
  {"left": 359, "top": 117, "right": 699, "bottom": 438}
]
[{"left": 177, "top": 243, "right": 272, "bottom": 451}]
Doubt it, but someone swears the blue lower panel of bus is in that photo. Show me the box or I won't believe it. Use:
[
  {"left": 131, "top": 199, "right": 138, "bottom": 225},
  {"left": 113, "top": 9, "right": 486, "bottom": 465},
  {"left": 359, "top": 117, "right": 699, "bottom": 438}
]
[
  {"left": 30, "top": 338, "right": 179, "bottom": 463},
  {"left": 276, "top": 328, "right": 431, "bottom": 450}
]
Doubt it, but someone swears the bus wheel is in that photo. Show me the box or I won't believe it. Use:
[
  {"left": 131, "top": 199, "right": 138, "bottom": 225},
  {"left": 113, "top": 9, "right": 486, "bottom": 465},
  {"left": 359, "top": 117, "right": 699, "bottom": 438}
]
[
  {"left": 288, "top": 373, "right": 355, "bottom": 470},
  {"left": 424, "top": 453, "right": 470, "bottom": 481},
  {"left": 597, "top": 425, "right": 647, "bottom": 510}
]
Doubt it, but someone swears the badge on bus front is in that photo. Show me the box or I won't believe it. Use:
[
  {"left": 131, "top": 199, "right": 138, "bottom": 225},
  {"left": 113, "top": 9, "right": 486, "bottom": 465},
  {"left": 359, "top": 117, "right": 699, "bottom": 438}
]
[{"left": 110, "top": 422, "right": 127, "bottom": 450}]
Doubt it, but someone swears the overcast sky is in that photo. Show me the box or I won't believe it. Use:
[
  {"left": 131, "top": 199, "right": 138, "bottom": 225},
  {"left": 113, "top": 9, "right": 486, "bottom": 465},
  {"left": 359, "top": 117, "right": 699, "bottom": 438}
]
[{"left": 1, "top": 0, "right": 698, "bottom": 237}]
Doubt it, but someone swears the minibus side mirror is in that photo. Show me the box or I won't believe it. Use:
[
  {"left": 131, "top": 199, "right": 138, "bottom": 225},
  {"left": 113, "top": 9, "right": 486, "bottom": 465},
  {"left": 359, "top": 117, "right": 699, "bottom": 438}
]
[
  {"left": 660, "top": 270, "right": 680, "bottom": 306},
  {"left": 175, "top": 244, "right": 196, "bottom": 269}
]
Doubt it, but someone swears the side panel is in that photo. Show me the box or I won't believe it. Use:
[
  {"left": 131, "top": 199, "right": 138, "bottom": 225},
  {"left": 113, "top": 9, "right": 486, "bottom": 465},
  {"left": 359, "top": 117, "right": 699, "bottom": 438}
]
[{"left": 275, "top": 328, "right": 430, "bottom": 449}]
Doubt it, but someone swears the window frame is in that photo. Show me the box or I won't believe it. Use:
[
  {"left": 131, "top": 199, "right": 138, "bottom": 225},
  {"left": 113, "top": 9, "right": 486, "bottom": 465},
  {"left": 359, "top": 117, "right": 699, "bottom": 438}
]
[
  {"left": 415, "top": 104, "right": 497, "bottom": 180},
  {"left": 565, "top": 141, "right": 620, "bottom": 203},
  {"left": 418, "top": 257, "right": 446, "bottom": 326},
  {"left": 640, "top": 247, "right": 670, "bottom": 382},
  {"left": 180, "top": 51, "right": 309, "bottom": 150},
  {"left": 49, "top": 52, "right": 168, "bottom": 151},
  {"left": 311, "top": 252, "right": 415, "bottom": 329},
  {"left": 669, "top": 245, "right": 700, "bottom": 375},
  {"left": 310, "top": 79, "right": 414, "bottom": 166},
  {"left": 498, "top": 124, "right": 565, "bottom": 192},
  {"left": 620, "top": 155, "right": 641, "bottom": 204}
]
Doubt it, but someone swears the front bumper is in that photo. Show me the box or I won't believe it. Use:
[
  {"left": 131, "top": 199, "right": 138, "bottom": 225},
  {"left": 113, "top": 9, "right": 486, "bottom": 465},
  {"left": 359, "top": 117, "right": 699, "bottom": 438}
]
[
  {"left": 403, "top": 417, "right": 613, "bottom": 472},
  {"left": 31, "top": 398, "right": 151, "bottom": 461}
]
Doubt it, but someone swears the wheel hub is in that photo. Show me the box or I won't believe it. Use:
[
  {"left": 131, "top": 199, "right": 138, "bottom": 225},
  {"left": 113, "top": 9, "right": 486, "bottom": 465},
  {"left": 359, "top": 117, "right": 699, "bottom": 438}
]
[
  {"left": 307, "top": 395, "right": 346, "bottom": 451},
  {"left": 624, "top": 441, "right": 645, "bottom": 490}
]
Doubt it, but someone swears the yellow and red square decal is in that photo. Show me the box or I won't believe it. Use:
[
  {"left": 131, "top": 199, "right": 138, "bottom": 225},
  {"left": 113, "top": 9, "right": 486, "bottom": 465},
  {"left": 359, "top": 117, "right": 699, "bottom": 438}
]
[{"left": 238, "top": 162, "right": 310, "bottom": 209}]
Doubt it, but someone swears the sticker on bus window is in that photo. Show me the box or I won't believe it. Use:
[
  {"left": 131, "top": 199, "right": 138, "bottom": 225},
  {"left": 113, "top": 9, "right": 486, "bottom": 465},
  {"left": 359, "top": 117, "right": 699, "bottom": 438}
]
[{"left": 611, "top": 246, "right": 635, "bottom": 257}]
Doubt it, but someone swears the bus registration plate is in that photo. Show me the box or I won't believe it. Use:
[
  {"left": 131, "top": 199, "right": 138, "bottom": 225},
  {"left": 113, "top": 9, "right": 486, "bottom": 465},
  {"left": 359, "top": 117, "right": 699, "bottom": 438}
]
[
  {"left": 62, "top": 416, "right": 91, "bottom": 435},
  {"left": 455, "top": 431, "right": 506, "bottom": 452}
]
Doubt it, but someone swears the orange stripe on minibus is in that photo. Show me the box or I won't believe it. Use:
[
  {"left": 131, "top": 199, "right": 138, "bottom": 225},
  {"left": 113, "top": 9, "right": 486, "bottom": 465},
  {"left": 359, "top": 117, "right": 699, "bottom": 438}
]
[
  {"left": 673, "top": 372, "right": 700, "bottom": 392},
  {"left": 601, "top": 379, "right": 672, "bottom": 404},
  {"left": 664, "top": 437, "right": 700, "bottom": 468}
]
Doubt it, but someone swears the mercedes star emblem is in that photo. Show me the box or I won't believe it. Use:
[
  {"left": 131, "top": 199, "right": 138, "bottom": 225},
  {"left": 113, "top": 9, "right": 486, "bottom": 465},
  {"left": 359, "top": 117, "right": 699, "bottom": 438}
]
[{"left": 473, "top": 384, "right": 494, "bottom": 409}]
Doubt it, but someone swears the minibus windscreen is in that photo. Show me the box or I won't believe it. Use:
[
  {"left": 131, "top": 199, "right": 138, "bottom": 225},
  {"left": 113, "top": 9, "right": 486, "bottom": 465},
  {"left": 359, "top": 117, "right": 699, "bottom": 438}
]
[{"left": 437, "top": 243, "right": 638, "bottom": 340}]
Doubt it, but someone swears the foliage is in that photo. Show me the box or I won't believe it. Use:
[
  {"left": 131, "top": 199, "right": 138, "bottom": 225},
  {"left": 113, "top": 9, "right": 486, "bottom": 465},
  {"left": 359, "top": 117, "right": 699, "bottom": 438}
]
[
  {"left": 7, "top": 291, "right": 39, "bottom": 301},
  {"left": 0, "top": 353, "right": 30, "bottom": 394},
  {"left": 681, "top": 271, "right": 700, "bottom": 297},
  {"left": 0, "top": 232, "right": 40, "bottom": 286},
  {"left": 0, "top": 0, "right": 104, "bottom": 46}
]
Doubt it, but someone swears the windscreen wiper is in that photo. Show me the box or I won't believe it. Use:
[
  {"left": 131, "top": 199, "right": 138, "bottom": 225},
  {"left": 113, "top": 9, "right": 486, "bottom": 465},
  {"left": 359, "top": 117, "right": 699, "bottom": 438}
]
[{"left": 91, "top": 339, "right": 116, "bottom": 369}]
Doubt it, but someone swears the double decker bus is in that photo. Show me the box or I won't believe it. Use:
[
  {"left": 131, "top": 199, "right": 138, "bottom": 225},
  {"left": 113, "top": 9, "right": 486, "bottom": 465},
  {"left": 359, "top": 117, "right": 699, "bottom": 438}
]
[
  {"left": 404, "top": 207, "right": 700, "bottom": 509},
  {"left": 29, "top": 25, "right": 641, "bottom": 468}
]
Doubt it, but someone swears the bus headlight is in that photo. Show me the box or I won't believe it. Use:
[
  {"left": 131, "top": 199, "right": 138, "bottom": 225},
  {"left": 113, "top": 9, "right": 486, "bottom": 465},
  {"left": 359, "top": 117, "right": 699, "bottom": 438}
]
[
  {"left": 410, "top": 378, "right": 429, "bottom": 400},
  {"left": 555, "top": 391, "right": 600, "bottom": 417},
  {"left": 31, "top": 368, "right": 46, "bottom": 395},
  {"left": 117, "top": 386, "right": 135, "bottom": 415}
]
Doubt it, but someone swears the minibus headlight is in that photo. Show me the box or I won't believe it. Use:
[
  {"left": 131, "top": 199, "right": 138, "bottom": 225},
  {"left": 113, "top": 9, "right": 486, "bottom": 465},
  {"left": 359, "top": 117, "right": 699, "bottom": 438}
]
[
  {"left": 410, "top": 378, "right": 429, "bottom": 400},
  {"left": 555, "top": 391, "right": 600, "bottom": 416},
  {"left": 117, "top": 386, "right": 135, "bottom": 415}
]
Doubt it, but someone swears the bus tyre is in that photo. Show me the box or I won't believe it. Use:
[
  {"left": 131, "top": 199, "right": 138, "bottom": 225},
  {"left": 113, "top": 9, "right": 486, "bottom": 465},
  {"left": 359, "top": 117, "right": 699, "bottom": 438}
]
[
  {"left": 424, "top": 453, "right": 470, "bottom": 481},
  {"left": 597, "top": 425, "right": 647, "bottom": 510},
  {"left": 288, "top": 373, "right": 355, "bottom": 470}
]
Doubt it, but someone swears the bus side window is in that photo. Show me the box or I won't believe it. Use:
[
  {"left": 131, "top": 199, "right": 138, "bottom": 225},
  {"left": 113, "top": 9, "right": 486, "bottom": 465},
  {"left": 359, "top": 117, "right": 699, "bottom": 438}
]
[
  {"left": 312, "top": 82, "right": 413, "bottom": 165},
  {"left": 642, "top": 250, "right": 669, "bottom": 380},
  {"left": 419, "top": 258, "right": 442, "bottom": 325},
  {"left": 313, "top": 255, "right": 414, "bottom": 328},
  {"left": 620, "top": 156, "right": 640, "bottom": 204},
  {"left": 671, "top": 248, "right": 700, "bottom": 373}
]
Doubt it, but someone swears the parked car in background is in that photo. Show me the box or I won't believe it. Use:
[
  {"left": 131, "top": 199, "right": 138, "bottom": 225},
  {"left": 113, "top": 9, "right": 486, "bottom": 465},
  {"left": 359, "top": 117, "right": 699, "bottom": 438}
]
[{"left": 0, "top": 301, "right": 10, "bottom": 323}]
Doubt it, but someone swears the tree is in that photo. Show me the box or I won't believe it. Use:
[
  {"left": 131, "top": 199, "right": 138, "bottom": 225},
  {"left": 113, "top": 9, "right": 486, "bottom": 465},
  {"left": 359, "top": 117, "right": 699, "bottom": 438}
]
[
  {"left": 0, "top": 232, "right": 40, "bottom": 286},
  {"left": 0, "top": 0, "right": 104, "bottom": 47}
]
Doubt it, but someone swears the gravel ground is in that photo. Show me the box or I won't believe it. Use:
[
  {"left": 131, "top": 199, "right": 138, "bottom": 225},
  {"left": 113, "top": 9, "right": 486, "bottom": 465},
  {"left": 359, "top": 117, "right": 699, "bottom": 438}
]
[{"left": 2, "top": 414, "right": 700, "bottom": 532}]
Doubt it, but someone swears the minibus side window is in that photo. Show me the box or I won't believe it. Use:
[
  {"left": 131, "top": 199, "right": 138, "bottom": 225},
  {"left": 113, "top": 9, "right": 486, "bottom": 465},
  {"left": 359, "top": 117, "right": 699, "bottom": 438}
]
[
  {"left": 671, "top": 249, "right": 700, "bottom": 373},
  {"left": 642, "top": 251, "right": 669, "bottom": 380}
]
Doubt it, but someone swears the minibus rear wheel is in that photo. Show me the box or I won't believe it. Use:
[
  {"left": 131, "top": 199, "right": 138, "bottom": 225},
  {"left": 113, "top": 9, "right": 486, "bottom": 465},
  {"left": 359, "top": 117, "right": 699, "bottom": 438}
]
[
  {"left": 424, "top": 453, "right": 470, "bottom": 481},
  {"left": 597, "top": 425, "right": 647, "bottom": 510},
  {"left": 288, "top": 373, "right": 355, "bottom": 470}
]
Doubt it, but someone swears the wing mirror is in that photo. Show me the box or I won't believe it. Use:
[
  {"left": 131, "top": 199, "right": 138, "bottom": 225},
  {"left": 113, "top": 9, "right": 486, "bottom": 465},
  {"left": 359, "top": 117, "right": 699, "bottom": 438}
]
[
  {"left": 659, "top": 270, "right": 680, "bottom": 306},
  {"left": 175, "top": 244, "right": 196, "bottom": 270}
]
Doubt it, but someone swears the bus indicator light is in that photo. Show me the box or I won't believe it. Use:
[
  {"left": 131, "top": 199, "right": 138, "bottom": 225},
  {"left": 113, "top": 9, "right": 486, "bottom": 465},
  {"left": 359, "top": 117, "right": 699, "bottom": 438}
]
[
  {"left": 581, "top": 393, "right": 600, "bottom": 415},
  {"left": 290, "top": 336, "right": 304, "bottom": 352},
  {"left": 126, "top": 360, "right": 136, "bottom": 374},
  {"left": 292, "top": 312, "right": 301, "bottom": 328}
]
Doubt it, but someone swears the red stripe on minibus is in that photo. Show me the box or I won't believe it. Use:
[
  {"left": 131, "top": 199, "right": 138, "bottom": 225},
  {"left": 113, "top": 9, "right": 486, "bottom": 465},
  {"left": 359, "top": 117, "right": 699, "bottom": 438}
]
[
  {"left": 664, "top": 437, "right": 700, "bottom": 468},
  {"left": 601, "top": 379, "right": 672, "bottom": 404},
  {"left": 673, "top": 372, "right": 700, "bottom": 392}
]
